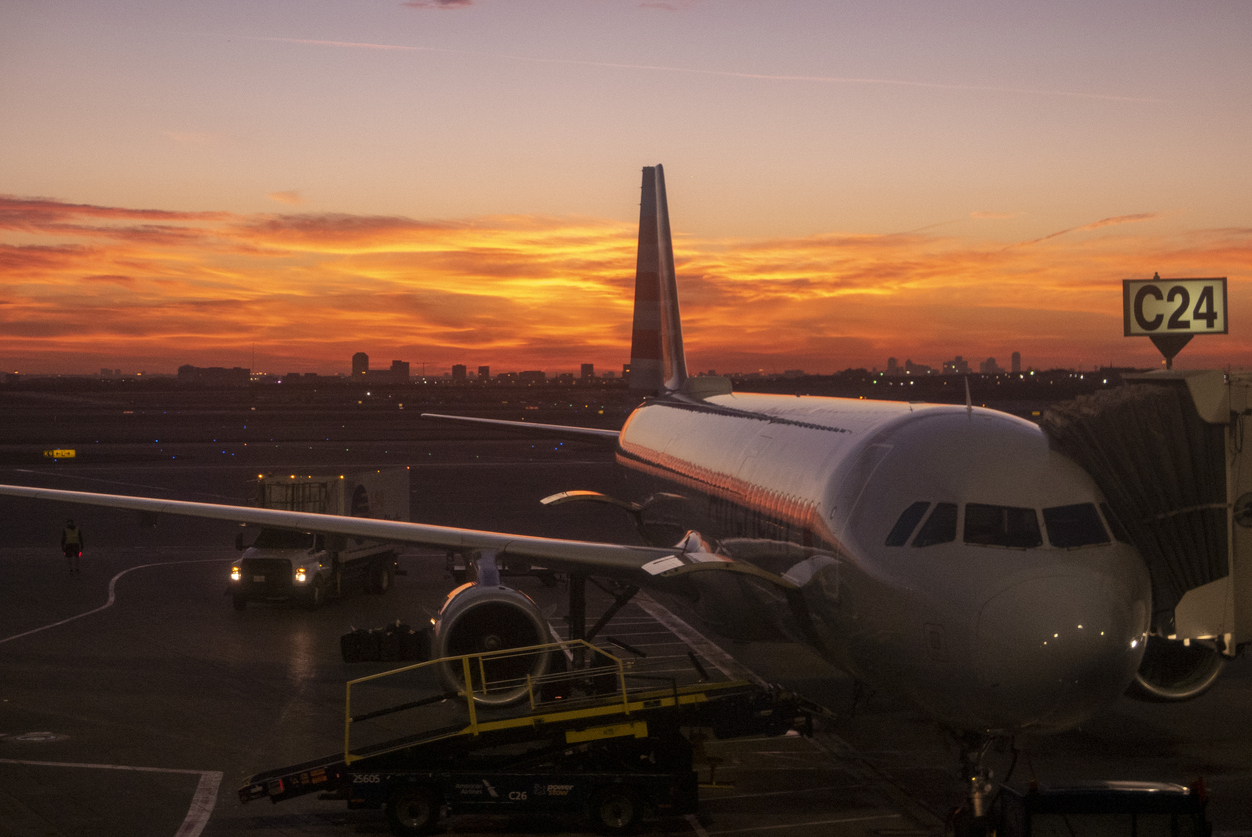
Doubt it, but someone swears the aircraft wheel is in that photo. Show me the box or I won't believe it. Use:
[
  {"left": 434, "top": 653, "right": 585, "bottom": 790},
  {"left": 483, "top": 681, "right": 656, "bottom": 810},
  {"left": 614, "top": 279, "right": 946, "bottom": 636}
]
[
  {"left": 387, "top": 784, "right": 439, "bottom": 836},
  {"left": 304, "top": 576, "right": 324, "bottom": 610},
  {"left": 589, "top": 785, "right": 642, "bottom": 834}
]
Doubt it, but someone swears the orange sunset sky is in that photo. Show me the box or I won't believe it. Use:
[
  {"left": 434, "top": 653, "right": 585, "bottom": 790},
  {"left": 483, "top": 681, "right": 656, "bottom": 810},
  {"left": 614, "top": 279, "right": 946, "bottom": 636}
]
[{"left": 3, "top": 1, "right": 1251, "bottom": 376}]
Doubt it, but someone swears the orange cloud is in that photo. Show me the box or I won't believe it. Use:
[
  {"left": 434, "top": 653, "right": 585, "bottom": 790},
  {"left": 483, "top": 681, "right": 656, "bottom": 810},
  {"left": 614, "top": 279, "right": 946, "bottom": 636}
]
[
  {"left": 267, "top": 191, "right": 305, "bottom": 205},
  {"left": 0, "top": 195, "right": 1248, "bottom": 376}
]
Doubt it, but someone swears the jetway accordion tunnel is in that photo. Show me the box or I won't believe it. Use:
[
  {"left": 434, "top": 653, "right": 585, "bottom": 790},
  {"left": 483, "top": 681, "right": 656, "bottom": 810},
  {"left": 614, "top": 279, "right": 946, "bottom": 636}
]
[
  {"left": 1042, "top": 380, "right": 1227, "bottom": 627},
  {"left": 1042, "top": 371, "right": 1252, "bottom": 701}
]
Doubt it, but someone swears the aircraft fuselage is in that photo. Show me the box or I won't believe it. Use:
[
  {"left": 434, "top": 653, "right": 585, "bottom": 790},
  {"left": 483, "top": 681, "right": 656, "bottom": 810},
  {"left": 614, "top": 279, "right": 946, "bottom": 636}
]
[{"left": 617, "top": 392, "right": 1151, "bottom": 735}]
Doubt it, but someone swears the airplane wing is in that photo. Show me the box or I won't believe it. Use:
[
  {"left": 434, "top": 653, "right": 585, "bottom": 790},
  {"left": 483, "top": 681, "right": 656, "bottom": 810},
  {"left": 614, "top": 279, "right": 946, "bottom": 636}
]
[
  {"left": 0, "top": 483, "right": 791, "bottom": 589},
  {"left": 420, "top": 413, "right": 620, "bottom": 446}
]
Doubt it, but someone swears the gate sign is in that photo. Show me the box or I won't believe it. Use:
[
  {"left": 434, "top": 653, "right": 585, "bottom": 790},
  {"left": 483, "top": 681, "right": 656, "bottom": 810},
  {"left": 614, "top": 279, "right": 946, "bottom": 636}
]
[{"left": 1123, "top": 276, "right": 1228, "bottom": 337}]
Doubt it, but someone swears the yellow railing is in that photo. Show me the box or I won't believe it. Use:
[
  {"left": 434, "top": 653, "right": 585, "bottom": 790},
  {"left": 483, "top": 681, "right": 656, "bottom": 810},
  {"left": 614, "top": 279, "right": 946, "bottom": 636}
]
[{"left": 344, "top": 639, "right": 631, "bottom": 765}]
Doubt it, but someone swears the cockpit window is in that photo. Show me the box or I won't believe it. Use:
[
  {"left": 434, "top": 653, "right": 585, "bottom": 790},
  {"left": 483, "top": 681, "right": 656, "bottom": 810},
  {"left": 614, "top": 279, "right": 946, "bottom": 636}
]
[
  {"left": 1100, "top": 502, "right": 1132, "bottom": 544},
  {"left": 964, "top": 504, "right": 1042, "bottom": 548},
  {"left": 252, "top": 529, "right": 316, "bottom": 549},
  {"left": 1044, "top": 503, "right": 1110, "bottom": 548},
  {"left": 885, "top": 501, "right": 930, "bottom": 547},
  {"left": 912, "top": 502, "right": 958, "bottom": 547}
]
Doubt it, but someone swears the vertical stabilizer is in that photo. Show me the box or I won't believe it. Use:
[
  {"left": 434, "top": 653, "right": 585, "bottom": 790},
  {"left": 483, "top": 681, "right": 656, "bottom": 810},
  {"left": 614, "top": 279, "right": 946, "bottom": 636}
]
[{"left": 629, "top": 165, "right": 688, "bottom": 394}]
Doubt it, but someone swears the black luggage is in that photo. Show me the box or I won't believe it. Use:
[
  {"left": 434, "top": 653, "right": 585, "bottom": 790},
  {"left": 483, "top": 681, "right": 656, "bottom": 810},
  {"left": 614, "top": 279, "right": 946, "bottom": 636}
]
[{"left": 340, "top": 628, "right": 381, "bottom": 663}]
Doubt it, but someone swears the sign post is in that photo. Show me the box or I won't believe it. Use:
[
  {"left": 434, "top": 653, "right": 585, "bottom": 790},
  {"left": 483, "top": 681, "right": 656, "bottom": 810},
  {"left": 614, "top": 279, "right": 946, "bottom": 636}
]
[{"left": 1123, "top": 274, "right": 1227, "bottom": 368}]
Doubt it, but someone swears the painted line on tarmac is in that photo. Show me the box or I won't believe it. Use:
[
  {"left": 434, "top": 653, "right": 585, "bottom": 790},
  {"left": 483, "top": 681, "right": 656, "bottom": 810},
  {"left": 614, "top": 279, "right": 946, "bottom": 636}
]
[
  {"left": 633, "top": 592, "right": 944, "bottom": 832},
  {"left": 633, "top": 591, "right": 766, "bottom": 685},
  {"left": 10, "top": 469, "right": 238, "bottom": 502},
  {"left": 703, "top": 813, "right": 903, "bottom": 834},
  {"left": 0, "top": 559, "right": 226, "bottom": 646},
  {"left": 0, "top": 759, "right": 221, "bottom": 837},
  {"left": 174, "top": 770, "right": 222, "bottom": 837},
  {"left": 685, "top": 813, "right": 712, "bottom": 837},
  {"left": 700, "top": 784, "right": 872, "bottom": 802}
]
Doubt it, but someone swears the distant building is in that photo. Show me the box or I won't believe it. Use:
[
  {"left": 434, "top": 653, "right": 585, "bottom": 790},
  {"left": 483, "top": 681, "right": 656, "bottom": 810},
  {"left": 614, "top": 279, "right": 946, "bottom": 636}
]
[
  {"left": 979, "top": 357, "right": 1001, "bottom": 374},
  {"left": 518, "top": 370, "right": 546, "bottom": 384},
  {"left": 390, "top": 360, "right": 410, "bottom": 382},
  {"left": 451, "top": 364, "right": 467, "bottom": 381},
  {"left": 352, "top": 352, "right": 369, "bottom": 377},
  {"left": 942, "top": 356, "right": 971, "bottom": 375},
  {"left": 886, "top": 357, "right": 899, "bottom": 375},
  {"left": 178, "top": 365, "right": 250, "bottom": 385},
  {"left": 557, "top": 372, "right": 575, "bottom": 382},
  {"left": 904, "top": 359, "right": 933, "bottom": 375},
  {"left": 478, "top": 365, "right": 490, "bottom": 381},
  {"left": 1011, "top": 351, "right": 1022, "bottom": 373},
  {"left": 601, "top": 370, "right": 616, "bottom": 379},
  {"left": 580, "top": 363, "right": 595, "bottom": 379}
]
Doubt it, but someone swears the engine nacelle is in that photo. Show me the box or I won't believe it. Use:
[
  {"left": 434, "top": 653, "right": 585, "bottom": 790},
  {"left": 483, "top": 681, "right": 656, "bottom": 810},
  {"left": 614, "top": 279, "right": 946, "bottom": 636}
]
[
  {"left": 1126, "top": 635, "right": 1226, "bottom": 702},
  {"left": 432, "top": 582, "right": 553, "bottom": 707}
]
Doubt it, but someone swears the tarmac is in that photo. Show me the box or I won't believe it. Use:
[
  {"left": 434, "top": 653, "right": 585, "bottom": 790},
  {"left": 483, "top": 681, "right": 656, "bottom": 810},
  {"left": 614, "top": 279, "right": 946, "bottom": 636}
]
[{"left": 1, "top": 426, "right": 1250, "bottom": 835}]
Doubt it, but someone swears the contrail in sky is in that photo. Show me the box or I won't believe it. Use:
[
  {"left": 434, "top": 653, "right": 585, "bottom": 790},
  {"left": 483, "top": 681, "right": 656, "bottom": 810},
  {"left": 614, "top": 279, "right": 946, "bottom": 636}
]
[
  {"left": 1011, "top": 213, "right": 1163, "bottom": 248},
  {"left": 249, "top": 37, "right": 1165, "bottom": 103}
]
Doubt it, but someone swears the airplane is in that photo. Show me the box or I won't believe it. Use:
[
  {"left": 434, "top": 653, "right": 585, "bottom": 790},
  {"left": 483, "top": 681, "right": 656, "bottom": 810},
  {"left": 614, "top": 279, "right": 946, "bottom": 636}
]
[{"left": 0, "top": 165, "right": 1185, "bottom": 822}]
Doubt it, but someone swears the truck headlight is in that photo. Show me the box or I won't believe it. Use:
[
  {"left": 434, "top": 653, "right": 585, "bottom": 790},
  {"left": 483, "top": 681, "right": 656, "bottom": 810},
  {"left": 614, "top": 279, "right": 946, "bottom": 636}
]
[
  {"left": 230, "top": 566, "right": 241, "bottom": 581},
  {"left": 295, "top": 568, "right": 307, "bottom": 583}
]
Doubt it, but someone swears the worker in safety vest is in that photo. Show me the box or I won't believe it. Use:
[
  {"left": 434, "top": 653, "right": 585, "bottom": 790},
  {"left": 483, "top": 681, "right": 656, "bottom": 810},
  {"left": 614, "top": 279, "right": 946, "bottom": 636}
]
[{"left": 61, "top": 519, "right": 83, "bottom": 574}]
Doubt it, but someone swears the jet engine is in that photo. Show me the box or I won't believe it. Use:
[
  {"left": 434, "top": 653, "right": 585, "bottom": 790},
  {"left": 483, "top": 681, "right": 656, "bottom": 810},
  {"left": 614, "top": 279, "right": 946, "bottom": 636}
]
[
  {"left": 431, "top": 581, "right": 554, "bottom": 707},
  {"left": 1126, "top": 635, "right": 1226, "bottom": 702}
]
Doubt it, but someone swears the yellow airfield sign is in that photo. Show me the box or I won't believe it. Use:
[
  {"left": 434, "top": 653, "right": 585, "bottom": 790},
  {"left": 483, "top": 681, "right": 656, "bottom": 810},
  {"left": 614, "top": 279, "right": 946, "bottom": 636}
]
[
  {"left": 1124, "top": 275, "right": 1228, "bottom": 369},
  {"left": 43, "top": 449, "right": 76, "bottom": 458},
  {"left": 1124, "top": 276, "right": 1228, "bottom": 337}
]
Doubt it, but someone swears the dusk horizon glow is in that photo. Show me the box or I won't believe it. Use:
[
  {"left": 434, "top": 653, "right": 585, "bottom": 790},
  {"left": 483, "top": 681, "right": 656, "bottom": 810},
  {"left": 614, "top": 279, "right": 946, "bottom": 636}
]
[{"left": 4, "top": 1, "right": 1250, "bottom": 377}]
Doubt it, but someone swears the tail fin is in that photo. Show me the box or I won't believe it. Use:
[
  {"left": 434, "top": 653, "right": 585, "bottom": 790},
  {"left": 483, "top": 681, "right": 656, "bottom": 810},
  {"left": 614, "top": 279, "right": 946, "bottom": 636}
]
[{"left": 629, "top": 165, "right": 688, "bottom": 395}]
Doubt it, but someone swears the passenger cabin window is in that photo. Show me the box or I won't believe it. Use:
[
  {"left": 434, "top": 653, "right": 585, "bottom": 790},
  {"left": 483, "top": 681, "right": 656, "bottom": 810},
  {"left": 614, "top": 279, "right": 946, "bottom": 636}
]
[
  {"left": 1101, "top": 502, "right": 1132, "bottom": 544},
  {"left": 912, "top": 503, "right": 958, "bottom": 547},
  {"left": 964, "top": 504, "right": 1042, "bottom": 549},
  {"left": 1044, "top": 503, "right": 1110, "bottom": 548},
  {"left": 885, "top": 501, "right": 930, "bottom": 547}
]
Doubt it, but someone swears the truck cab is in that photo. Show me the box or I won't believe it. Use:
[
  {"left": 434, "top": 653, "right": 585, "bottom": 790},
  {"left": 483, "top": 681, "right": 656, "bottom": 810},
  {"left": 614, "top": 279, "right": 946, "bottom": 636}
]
[
  {"left": 230, "top": 529, "right": 335, "bottom": 609},
  {"left": 227, "top": 468, "right": 409, "bottom": 610}
]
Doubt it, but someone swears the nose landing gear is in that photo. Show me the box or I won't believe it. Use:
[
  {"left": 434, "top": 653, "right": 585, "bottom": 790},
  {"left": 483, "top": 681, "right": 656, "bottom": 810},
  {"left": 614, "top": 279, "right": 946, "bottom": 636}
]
[{"left": 950, "top": 734, "right": 1002, "bottom": 837}]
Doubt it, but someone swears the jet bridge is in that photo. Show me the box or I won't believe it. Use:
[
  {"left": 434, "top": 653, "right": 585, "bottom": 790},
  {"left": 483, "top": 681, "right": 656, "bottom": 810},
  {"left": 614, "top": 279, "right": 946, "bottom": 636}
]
[{"left": 1041, "top": 370, "right": 1252, "bottom": 666}]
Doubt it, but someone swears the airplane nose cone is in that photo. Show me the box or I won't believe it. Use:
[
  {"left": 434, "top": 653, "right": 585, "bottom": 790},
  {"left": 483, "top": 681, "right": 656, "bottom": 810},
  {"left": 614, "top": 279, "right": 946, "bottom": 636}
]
[{"left": 973, "top": 568, "right": 1149, "bottom": 733}]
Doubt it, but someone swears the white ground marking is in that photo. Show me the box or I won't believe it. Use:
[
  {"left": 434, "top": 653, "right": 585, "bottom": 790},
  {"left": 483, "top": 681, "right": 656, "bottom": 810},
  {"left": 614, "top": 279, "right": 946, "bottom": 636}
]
[
  {"left": 0, "top": 759, "right": 222, "bottom": 837},
  {"left": 704, "top": 813, "right": 903, "bottom": 834},
  {"left": 632, "top": 591, "right": 944, "bottom": 834},
  {"left": 700, "top": 784, "right": 870, "bottom": 801},
  {"left": 0, "top": 558, "right": 226, "bottom": 645},
  {"left": 686, "top": 813, "right": 712, "bottom": 837},
  {"left": 633, "top": 591, "right": 766, "bottom": 684}
]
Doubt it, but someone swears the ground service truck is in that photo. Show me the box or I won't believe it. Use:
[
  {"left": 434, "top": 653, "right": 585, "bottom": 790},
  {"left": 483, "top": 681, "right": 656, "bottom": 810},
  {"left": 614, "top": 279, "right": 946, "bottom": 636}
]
[{"left": 229, "top": 468, "right": 410, "bottom": 610}]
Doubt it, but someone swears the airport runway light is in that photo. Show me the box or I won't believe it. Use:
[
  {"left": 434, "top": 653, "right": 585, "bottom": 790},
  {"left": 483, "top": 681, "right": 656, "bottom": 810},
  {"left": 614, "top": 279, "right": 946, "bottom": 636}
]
[
  {"left": 231, "top": 566, "right": 241, "bottom": 581},
  {"left": 295, "top": 568, "right": 307, "bottom": 583}
]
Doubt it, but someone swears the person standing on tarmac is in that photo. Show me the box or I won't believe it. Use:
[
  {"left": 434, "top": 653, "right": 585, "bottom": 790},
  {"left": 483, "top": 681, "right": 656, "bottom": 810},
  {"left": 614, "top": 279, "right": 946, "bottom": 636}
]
[{"left": 61, "top": 518, "right": 83, "bottom": 574}]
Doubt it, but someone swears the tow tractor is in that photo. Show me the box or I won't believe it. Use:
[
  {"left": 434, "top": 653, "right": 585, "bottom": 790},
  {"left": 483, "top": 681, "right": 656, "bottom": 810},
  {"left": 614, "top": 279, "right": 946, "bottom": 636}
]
[{"left": 239, "top": 640, "right": 817, "bottom": 835}]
